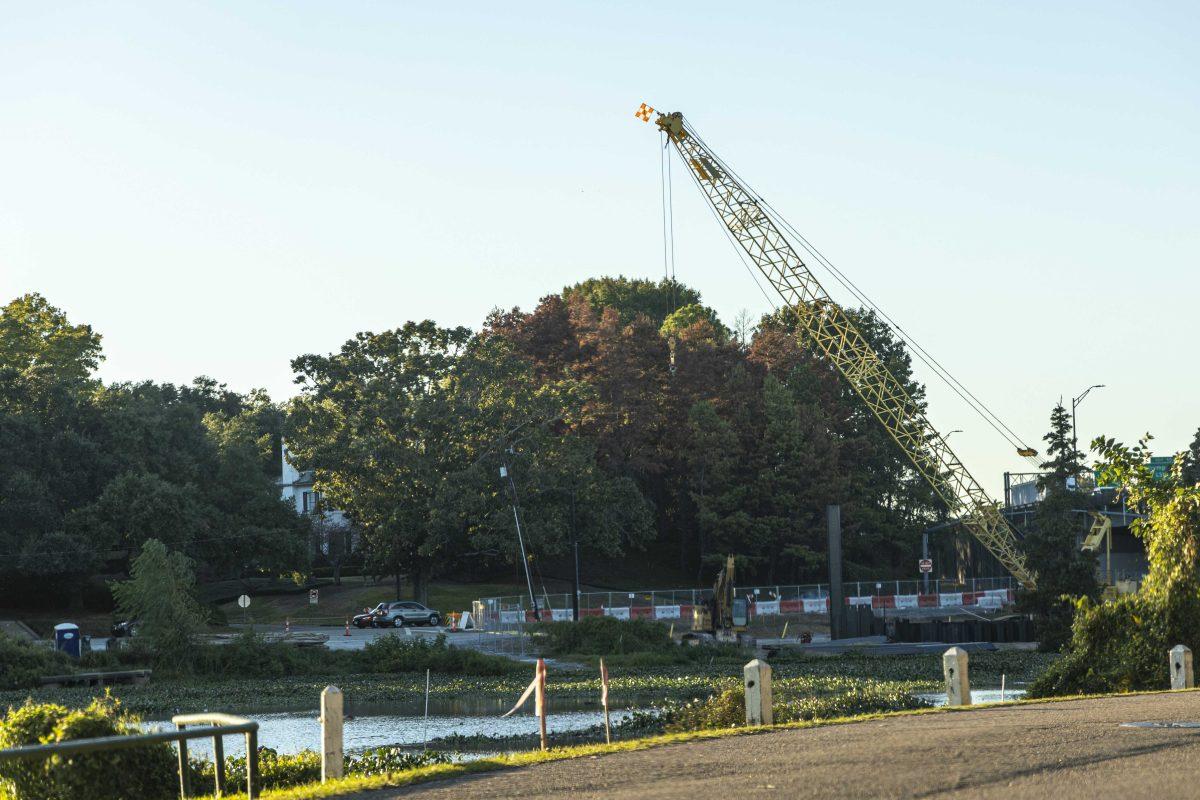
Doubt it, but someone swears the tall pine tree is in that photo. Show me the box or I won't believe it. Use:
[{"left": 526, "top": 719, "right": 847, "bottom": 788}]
[{"left": 1020, "top": 403, "right": 1100, "bottom": 651}]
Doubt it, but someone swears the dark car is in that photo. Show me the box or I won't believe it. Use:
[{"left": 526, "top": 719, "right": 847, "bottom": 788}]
[
  {"left": 353, "top": 603, "right": 386, "bottom": 629},
  {"left": 371, "top": 601, "right": 442, "bottom": 628},
  {"left": 110, "top": 619, "right": 138, "bottom": 638}
]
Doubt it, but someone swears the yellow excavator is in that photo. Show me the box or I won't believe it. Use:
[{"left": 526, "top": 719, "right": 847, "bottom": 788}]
[{"left": 692, "top": 555, "right": 743, "bottom": 640}]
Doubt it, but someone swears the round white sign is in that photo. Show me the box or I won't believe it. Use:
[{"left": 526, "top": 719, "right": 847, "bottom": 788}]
[{"left": 237, "top": 594, "right": 251, "bottom": 609}]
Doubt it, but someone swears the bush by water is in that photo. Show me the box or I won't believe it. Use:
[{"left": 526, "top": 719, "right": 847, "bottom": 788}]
[
  {"left": 534, "top": 616, "right": 675, "bottom": 655},
  {"left": 0, "top": 695, "right": 176, "bottom": 800}
]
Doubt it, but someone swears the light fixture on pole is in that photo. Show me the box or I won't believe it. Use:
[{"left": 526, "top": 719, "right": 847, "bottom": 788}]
[{"left": 1071, "top": 385, "right": 1105, "bottom": 457}]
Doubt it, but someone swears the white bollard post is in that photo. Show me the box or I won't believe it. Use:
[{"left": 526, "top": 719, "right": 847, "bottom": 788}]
[
  {"left": 1170, "top": 645, "right": 1194, "bottom": 689},
  {"left": 744, "top": 659, "right": 773, "bottom": 726},
  {"left": 321, "top": 686, "right": 344, "bottom": 782},
  {"left": 943, "top": 647, "right": 971, "bottom": 707}
]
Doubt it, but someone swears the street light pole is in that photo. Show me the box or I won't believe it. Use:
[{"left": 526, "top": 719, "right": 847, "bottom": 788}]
[
  {"left": 1071, "top": 385, "right": 1105, "bottom": 458},
  {"left": 500, "top": 459, "right": 540, "bottom": 622},
  {"left": 571, "top": 491, "right": 581, "bottom": 623}
]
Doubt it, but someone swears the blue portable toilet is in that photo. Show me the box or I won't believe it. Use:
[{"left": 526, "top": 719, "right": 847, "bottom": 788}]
[{"left": 54, "top": 623, "right": 81, "bottom": 659}]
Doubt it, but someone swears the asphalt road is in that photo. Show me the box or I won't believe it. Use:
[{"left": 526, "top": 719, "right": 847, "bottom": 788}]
[{"left": 353, "top": 692, "right": 1200, "bottom": 800}]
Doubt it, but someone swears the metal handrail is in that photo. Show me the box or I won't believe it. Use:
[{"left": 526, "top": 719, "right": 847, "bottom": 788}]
[
  {"left": 172, "top": 713, "right": 259, "bottom": 799},
  {"left": 0, "top": 715, "right": 259, "bottom": 799}
]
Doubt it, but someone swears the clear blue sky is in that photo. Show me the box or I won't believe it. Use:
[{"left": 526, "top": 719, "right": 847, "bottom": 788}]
[{"left": 2, "top": 2, "right": 1196, "bottom": 495}]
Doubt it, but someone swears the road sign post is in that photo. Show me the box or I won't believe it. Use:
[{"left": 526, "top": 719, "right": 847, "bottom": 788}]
[{"left": 238, "top": 594, "right": 251, "bottom": 628}]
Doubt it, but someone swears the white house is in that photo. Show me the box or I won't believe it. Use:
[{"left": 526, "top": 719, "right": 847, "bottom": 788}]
[{"left": 279, "top": 441, "right": 347, "bottom": 526}]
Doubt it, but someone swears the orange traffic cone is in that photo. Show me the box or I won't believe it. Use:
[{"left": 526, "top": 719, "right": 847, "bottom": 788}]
[
  {"left": 344, "top": 619, "right": 351, "bottom": 637},
  {"left": 284, "top": 617, "right": 291, "bottom": 635}
]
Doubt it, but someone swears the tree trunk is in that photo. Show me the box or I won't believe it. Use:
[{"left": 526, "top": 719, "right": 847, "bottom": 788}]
[{"left": 413, "top": 564, "right": 428, "bottom": 606}]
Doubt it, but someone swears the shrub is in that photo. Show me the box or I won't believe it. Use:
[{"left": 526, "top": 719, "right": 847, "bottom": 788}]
[
  {"left": 0, "top": 695, "right": 176, "bottom": 800},
  {"left": 1028, "top": 593, "right": 1185, "bottom": 696},
  {"left": 1029, "top": 437, "right": 1200, "bottom": 696},
  {"left": 0, "top": 634, "right": 73, "bottom": 690},
  {"left": 357, "top": 634, "right": 518, "bottom": 675},
  {"left": 193, "top": 632, "right": 346, "bottom": 678},
  {"left": 348, "top": 746, "right": 450, "bottom": 776},
  {"left": 189, "top": 747, "right": 449, "bottom": 792},
  {"left": 664, "top": 684, "right": 930, "bottom": 732},
  {"left": 535, "top": 616, "right": 673, "bottom": 656}
]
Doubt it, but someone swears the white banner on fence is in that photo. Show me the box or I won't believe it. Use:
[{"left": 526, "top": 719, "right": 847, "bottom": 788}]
[
  {"left": 653, "top": 605, "right": 681, "bottom": 619},
  {"left": 894, "top": 594, "right": 919, "bottom": 609},
  {"left": 802, "top": 597, "right": 828, "bottom": 614},
  {"left": 848, "top": 596, "right": 873, "bottom": 607},
  {"left": 754, "top": 600, "right": 780, "bottom": 616},
  {"left": 500, "top": 610, "right": 524, "bottom": 624},
  {"left": 984, "top": 589, "right": 1010, "bottom": 599},
  {"left": 938, "top": 593, "right": 963, "bottom": 607},
  {"left": 976, "top": 595, "right": 1002, "bottom": 609},
  {"left": 603, "top": 606, "right": 630, "bottom": 620},
  {"left": 550, "top": 608, "right": 574, "bottom": 622}
]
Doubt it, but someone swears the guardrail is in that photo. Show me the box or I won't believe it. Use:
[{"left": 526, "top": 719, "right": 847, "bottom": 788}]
[
  {"left": 0, "top": 712, "right": 259, "bottom": 799},
  {"left": 173, "top": 712, "right": 259, "bottom": 798}
]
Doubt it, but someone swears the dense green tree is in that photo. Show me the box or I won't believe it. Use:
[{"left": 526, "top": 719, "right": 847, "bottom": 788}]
[
  {"left": 563, "top": 276, "right": 702, "bottom": 327},
  {"left": 288, "top": 321, "right": 474, "bottom": 601},
  {"left": 0, "top": 295, "right": 309, "bottom": 607},
  {"left": 289, "top": 322, "right": 654, "bottom": 602},
  {"left": 18, "top": 532, "right": 99, "bottom": 608},
  {"left": 1019, "top": 404, "right": 1100, "bottom": 651},
  {"left": 1182, "top": 427, "right": 1200, "bottom": 486},
  {"left": 660, "top": 304, "right": 730, "bottom": 342},
  {"left": 751, "top": 307, "right": 938, "bottom": 576},
  {"left": 111, "top": 539, "right": 209, "bottom": 671},
  {"left": 684, "top": 401, "right": 741, "bottom": 578},
  {"left": 0, "top": 293, "right": 102, "bottom": 395}
]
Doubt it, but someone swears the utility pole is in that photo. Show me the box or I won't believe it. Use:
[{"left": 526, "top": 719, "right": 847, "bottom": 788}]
[
  {"left": 827, "top": 505, "right": 844, "bottom": 640},
  {"left": 570, "top": 490, "right": 581, "bottom": 623},
  {"left": 500, "top": 459, "right": 540, "bottom": 622}
]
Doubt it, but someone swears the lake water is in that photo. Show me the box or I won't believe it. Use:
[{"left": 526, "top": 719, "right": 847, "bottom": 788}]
[
  {"left": 917, "top": 689, "right": 1027, "bottom": 706},
  {"left": 145, "top": 697, "right": 633, "bottom": 758}
]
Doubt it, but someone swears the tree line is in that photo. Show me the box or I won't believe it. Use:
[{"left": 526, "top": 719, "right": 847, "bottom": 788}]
[
  {"left": 0, "top": 294, "right": 306, "bottom": 608},
  {"left": 285, "top": 276, "right": 948, "bottom": 601},
  {"left": 9, "top": 281, "right": 1196, "bottom": 610}
]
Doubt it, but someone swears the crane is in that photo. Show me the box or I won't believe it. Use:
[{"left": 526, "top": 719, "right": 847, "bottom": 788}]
[{"left": 644, "top": 108, "right": 1037, "bottom": 589}]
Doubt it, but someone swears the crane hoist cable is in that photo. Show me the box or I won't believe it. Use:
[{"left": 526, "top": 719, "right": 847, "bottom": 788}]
[
  {"left": 659, "top": 130, "right": 675, "bottom": 295},
  {"left": 638, "top": 104, "right": 1037, "bottom": 588}
]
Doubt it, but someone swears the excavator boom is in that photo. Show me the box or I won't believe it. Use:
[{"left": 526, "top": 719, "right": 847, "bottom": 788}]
[{"left": 653, "top": 110, "right": 1035, "bottom": 589}]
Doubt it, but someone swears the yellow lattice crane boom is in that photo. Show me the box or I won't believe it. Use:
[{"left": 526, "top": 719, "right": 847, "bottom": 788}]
[{"left": 649, "top": 109, "right": 1036, "bottom": 589}]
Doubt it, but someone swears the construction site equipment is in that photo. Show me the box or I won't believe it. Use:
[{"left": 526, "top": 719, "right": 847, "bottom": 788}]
[
  {"left": 693, "top": 555, "right": 742, "bottom": 639},
  {"left": 1082, "top": 511, "right": 1114, "bottom": 588},
  {"left": 647, "top": 108, "right": 1036, "bottom": 589}
]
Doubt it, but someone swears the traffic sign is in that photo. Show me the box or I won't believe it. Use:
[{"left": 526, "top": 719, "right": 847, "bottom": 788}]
[
  {"left": 309, "top": 588, "right": 319, "bottom": 605},
  {"left": 237, "top": 594, "right": 251, "bottom": 608},
  {"left": 919, "top": 559, "right": 933, "bottom": 574}
]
